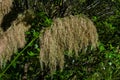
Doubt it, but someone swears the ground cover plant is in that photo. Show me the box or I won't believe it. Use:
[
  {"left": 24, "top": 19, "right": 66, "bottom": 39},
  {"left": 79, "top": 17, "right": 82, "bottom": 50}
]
[{"left": 0, "top": 0, "right": 120, "bottom": 80}]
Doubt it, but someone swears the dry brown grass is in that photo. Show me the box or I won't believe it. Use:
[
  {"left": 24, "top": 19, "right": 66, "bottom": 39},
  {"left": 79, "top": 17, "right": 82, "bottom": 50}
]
[
  {"left": 0, "top": 0, "right": 13, "bottom": 15},
  {"left": 0, "top": 27, "right": 3, "bottom": 34},
  {"left": 0, "top": 12, "right": 31, "bottom": 68},
  {"left": 39, "top": 15, "right": 98, "bottom": 73},
  {"left": 0, "top": 0, "right": 13, "bottom": 25},
  {"left": 0, "top": 0, "right": 13, "bottom": 34}
]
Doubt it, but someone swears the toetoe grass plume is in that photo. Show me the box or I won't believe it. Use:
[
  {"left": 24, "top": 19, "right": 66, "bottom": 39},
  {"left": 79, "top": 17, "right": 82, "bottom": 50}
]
[{"left": 39, "top": 15, "right": 98, "bottom": 73}]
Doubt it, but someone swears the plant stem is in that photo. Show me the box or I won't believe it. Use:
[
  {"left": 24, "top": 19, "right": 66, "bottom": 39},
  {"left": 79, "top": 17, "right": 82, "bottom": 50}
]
[{"left": 0, "top": 36, "right": 39, "bottom": 78}]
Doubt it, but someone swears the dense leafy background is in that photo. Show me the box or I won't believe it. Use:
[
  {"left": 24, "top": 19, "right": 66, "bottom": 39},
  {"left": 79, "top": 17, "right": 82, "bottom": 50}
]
[{"left": 0, "top": 0, "right": 120, "bottom": 80}]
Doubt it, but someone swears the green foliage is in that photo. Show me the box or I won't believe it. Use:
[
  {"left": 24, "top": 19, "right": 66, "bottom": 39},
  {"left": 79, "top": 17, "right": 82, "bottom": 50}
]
[
  {"left": 0, "top": 0, "right": 120, "bottom": 80},
  {"left": 0, "top": 11, "right": 52, "bottom": 79}
]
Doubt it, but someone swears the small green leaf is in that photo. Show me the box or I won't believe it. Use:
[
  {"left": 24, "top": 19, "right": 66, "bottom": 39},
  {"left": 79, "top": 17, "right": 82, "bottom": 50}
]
[
  {"left": 99, "top": 44, "right": 105, "bottom": 52},
  {"left": 27, "top": 51, "right": 35, "bottom": 56},
  {"left": 92, "top": 16, "right": 97, "bottom": 21},
  {"left": 34, "top": 44, "right": 39, "bottom": 49},
  {"left": 12, "top": 62, "right": 17, "bottom": 68}
]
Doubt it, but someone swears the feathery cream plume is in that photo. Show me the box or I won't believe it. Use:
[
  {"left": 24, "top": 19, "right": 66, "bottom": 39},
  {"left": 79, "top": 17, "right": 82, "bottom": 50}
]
[
  {"left": 39, "top": 15, "right": 98, "bottom": 73},
  {"left": 0, "top": 11, "right": 32, "bottom": 68},
  {"left": 0, "top": 0, "right": 13, "bottom": 34},
  {"left": 0, "top": 27, "right": 3, "bottom": 34},
  {"left": 0, "top": 0, "right": 13, "bottom": 15}
]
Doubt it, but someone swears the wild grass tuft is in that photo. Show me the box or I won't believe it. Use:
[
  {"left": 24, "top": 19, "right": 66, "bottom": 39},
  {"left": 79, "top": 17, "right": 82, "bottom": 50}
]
[
  {"left": 39, "top": 15, "right": 98, "bottom": 73},
  {"left": 0, "top": 0, "right": 13, "bottom": 34},
  {"left": 0, "top": 12, "right": 31, "bottom": 68},
  {"left": 0, "top": 0, "right": 13, "bottom": 15}
]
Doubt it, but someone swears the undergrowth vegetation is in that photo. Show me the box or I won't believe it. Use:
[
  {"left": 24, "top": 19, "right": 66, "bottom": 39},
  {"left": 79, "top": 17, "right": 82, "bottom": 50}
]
[{"left": 0, "top": 0, "right": 120, "bottom": 80}]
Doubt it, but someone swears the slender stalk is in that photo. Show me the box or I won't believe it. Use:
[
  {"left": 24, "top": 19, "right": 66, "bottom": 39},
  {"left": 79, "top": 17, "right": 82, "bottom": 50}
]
[{"left": 0, "top": 35, "right": 39, "bottom": 78}]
